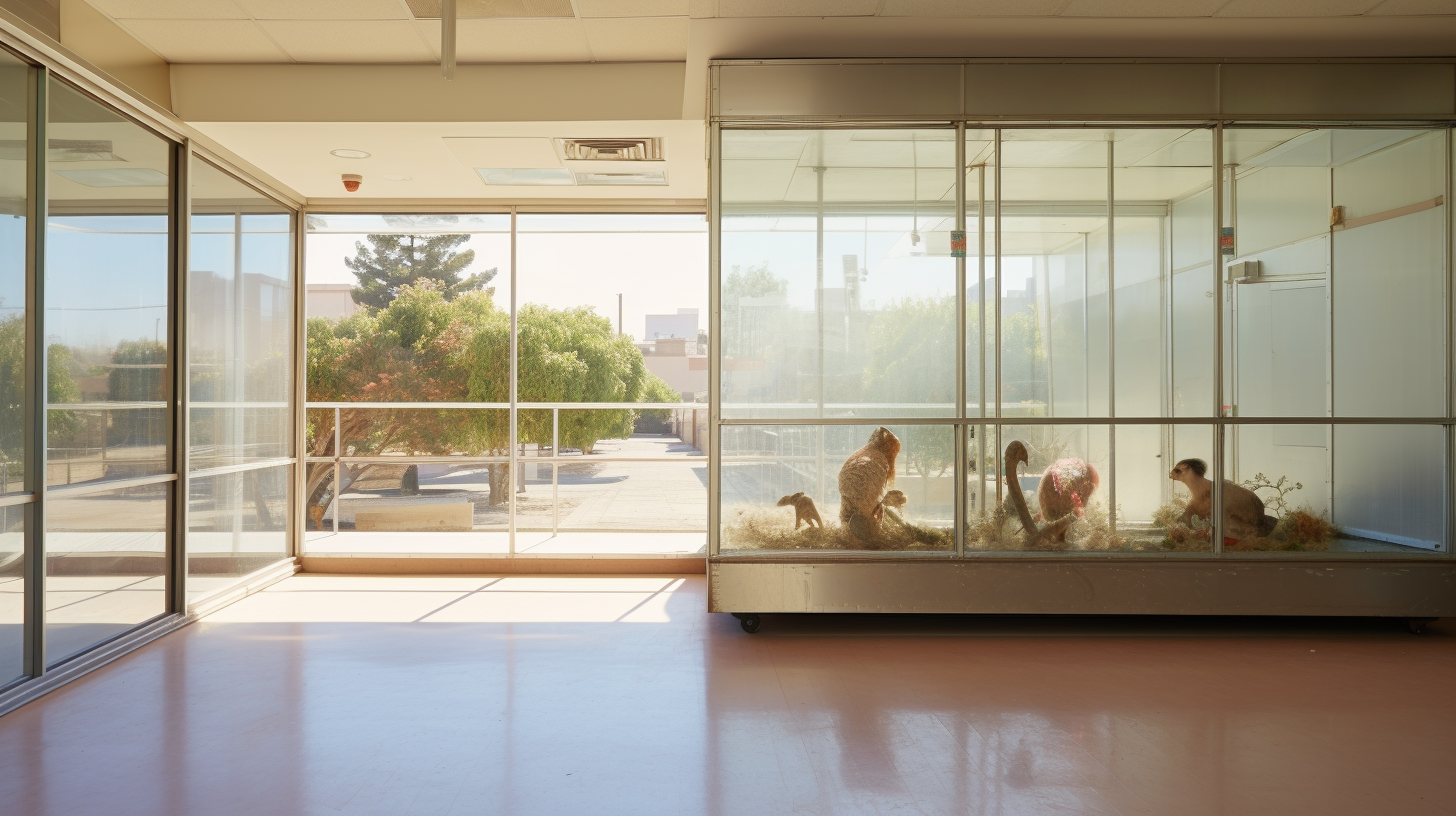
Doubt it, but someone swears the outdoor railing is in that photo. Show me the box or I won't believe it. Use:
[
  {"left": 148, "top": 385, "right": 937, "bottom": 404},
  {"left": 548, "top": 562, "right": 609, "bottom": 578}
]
[{"left": 304, "top": 401, "right": 709, "bottom": 539}]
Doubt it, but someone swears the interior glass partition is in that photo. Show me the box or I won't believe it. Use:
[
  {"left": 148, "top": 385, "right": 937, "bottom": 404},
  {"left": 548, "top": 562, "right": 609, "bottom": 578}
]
[
  {"left": 187, "top": 158, "right": 294, "bottom": 601},
  {"left": 714, "top": 122, "right": 1453, "bottom": 559},
  {"left": 43, "top": 77, "right": 172, "bottom": 665}
]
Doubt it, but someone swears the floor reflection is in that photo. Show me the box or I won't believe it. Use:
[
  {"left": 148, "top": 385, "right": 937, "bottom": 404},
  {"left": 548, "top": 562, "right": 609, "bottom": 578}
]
[{"left": 0, "top": 577, "right": 1452, "bottom": 816}]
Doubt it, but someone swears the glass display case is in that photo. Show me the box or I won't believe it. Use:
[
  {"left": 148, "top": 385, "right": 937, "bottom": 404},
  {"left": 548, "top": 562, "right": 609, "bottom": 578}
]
[{"left": 707, "top": 63, "right": 1456, "bottom": 630}]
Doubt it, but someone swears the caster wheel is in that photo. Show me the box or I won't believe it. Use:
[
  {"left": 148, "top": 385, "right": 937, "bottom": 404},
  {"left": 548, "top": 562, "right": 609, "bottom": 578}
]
[
  {"left": 740, "top": 614, "right": 762, "bottom": 634},
  {"left": 1407, "top": 617, "right": 1437, "bottom": 635}
]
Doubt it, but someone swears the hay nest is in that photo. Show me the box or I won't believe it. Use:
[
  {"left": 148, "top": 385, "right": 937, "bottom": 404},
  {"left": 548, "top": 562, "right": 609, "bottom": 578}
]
[{"left": 723, "top": 504, "right": 952, "bottom": 552}]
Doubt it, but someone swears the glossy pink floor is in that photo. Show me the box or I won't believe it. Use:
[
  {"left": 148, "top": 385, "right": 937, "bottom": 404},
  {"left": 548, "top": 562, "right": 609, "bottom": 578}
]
[{"left": 2, "top": 574, "right": 1454, "bottom": 816}]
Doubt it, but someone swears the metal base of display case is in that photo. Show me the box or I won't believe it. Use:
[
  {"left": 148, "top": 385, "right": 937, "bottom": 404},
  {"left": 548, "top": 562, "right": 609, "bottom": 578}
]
[{"left": 708, "top": 557, "right": 1456, "bottom": 619}]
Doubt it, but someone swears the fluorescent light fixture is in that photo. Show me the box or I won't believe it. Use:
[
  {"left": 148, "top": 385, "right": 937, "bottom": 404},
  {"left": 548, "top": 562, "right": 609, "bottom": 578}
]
[
  {"left": 475, "top": 168, "right": 573, "bottom": 186},
  {"left": 331, "top": 148, "right": 371, "bottom": 159},
  {"left": 53, "top": 168, "right": 167, "bottom": 187},
  {"left": 573, "top": 170, "right": 667, "bottom": 186}
]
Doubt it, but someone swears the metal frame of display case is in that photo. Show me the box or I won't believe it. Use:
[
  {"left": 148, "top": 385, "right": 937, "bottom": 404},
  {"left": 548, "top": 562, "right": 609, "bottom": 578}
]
[{"left": 705, "top": 59, "right": 1456, "bottom": 631}]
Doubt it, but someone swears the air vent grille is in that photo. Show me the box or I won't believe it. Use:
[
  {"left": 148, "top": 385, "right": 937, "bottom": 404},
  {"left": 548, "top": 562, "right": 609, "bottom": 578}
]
[
  {"left": 406, "top": 0, "right": 575, "bottom": 19},
  {"left": 557, "top": 138, "right": 664, "bottom": 162}
]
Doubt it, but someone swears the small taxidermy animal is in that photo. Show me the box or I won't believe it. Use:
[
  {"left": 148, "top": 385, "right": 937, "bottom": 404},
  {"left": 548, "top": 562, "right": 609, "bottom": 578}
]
[
  {"left": 777, "top": 492, "right": 824, "bottom": 529},
  {"left": 1169, "top": 458, "right": 1277, "bottom": 541},
  {"left": 838, "top": 427, "right": 902, "bottom": 540}
]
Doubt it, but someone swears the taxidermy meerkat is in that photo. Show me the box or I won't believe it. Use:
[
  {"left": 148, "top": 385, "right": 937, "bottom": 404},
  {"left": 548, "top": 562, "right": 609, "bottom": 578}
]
[
  {"left": 1003, "top": 441, "right": 1099, "bottom": 545},
  {"left": 878, "top": 489, "right": 912, "bottom": 531},
  {"left": 1169, "top": 458, "right": 1277, "bottom": 541},
  {"left": 838, "top": 426, "right": 901, "bottom": 540},
  {"left": 777, "top": 492, "right": 824, "bottom": 530}
]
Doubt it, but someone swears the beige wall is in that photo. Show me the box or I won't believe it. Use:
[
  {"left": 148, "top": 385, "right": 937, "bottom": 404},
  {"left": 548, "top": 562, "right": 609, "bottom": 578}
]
[{"left": 58, "top": 0, "right": 169, "bottom": 109}]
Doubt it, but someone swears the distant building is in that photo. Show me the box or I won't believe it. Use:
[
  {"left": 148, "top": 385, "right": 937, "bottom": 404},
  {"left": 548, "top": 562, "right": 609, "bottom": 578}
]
[
  {"left": 307, "top": 283, "right": 358, "bottom": 320},
  {"left": 638, "top": 309, "right": 707, "bottom": 401},
  {"left": 644, "top": 308, "right": 699, "bottom": 340}
]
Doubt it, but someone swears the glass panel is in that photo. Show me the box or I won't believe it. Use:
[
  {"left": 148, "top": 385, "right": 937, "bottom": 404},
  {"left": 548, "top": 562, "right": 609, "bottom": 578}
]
[
  {"left": 1228, "top": 424, "right": 1446, "bottom": 553},
  {"left": 336, "top": 406, "right": 509, "bottom": 457},
  {"left": 302, "top": 461, "right": 334, "bottom": 534},
  {"left": 963, "top": 134, "right": 993, "bottom": 419},
  {"left": 335, "top": 463, "right": 509, "bottom": 533},
  {"left": 516, "top": 214, "right": 707, "bottom": 405},
  {"left": 1000, "top": 129, "right": 1108, "bottom": 418},
  {"left": 45, "top": 79, "right": 171, "bottom": 487},
  {"left": 1224, "top": 128, "right": 1447, "bottom": 419},
  {"left": 0, "top": 504, "right": 23, "bottom": 685},
  {"left": 1115, "top": 129, "right": 1214, "bottom": 417},
  {"left": 721, "top": 423, "right": 954, "bottom": 553},
  {"left": 721, "top": 130, "right": 957, "bottom": 419},
  {"left": 46, "top": 481, "right": 167, "bottom": 665},
  {"left": 305, "top": 213, "right": 511, "bottom": 403},
  {"left": 187, "top": 465, "right": 288, "bottom": 602},
  {"left": 189, "top": 159, "right": 293, "bottom": 469},
  {"left": 0, "top": 52, "right": 28, "bottom": 496}
]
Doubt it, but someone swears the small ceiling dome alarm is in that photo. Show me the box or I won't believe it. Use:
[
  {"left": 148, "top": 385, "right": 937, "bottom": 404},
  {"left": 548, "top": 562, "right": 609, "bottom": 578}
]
[{"left": 342, "top": 174, "right": 363, "bottom": 193}]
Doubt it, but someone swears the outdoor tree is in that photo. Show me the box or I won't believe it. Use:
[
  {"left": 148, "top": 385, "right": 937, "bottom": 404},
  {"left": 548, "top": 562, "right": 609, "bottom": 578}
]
[
  {"left": 864, "top": 296, "right": 956, "bottom": 478},
  {"left": 0, "top": 313, "right": 83, "bottom": 482},
  {"left": 306, "top": 281, "right": 675, "bottom": 520},
  {"left": 346, "top": 232, "right": 496, "bottom": 310}
]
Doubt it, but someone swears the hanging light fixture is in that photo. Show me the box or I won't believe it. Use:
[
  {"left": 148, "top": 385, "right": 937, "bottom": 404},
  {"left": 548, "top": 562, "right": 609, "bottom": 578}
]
[{"left": 441, "top": 0, "right": 457, "bottom": 80}]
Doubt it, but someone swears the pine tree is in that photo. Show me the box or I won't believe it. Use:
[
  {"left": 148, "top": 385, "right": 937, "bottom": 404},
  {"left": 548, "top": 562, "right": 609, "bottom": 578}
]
[{"left": 346, "top": 233, "right": 495, "bottom": 310}]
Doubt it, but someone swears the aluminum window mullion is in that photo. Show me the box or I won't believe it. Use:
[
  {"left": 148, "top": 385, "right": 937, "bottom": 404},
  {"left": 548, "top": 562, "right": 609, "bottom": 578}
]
[
  {"left": 508, "top": 208, "right": 518, "bottom": 556},
  {"left": 23, "top": 62, "right": 46, "bottom": 679},
  {"left": 171, "top": 139, "right": 191, "bottom": 613},
  {"left": 708, "top": 122, "right": 722, "bottom": 559},
  {"left": 954, "top": 122, "right": 967, "bottom": 559},
  {"left": 1212, "top": 122, "right": 1226, "bottom": 556}
]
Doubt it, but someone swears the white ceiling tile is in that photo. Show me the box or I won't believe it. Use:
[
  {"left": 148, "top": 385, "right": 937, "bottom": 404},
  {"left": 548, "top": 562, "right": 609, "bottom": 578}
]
[
  {"left": 117, "top": 19, "right": 289, "bottom": 62},
  {"left": 86, "top": 0, "right": 248, "bottom": 19},
  {"left": 880, "top": 0, "right": 1066, "bottom": 15},
  {"left": 575, "top": 0, "right": 689, "bottom": 17},
  {"left": 1215, "top": 0, "right": 1384, "bottom": 15},
  {"left": 1060, "top": 0, "right": 1227, "bottom": 16},
  {"left": 583, "top": 18, "right": 688, "bottom": 61},
  {"left": 416, "top": 19, "right": 593, "bottom": 62},
  {"left": 234, "top": 0, "right": 412, "bottom": 20},
  {"left": 716, "top": 0, "right": 878, "bottom": 16},
  {"left": 1367, "top": 0, "right": 1456, "bottom": 14},
  {"left": 261, "top": 20, "right": 434, "bottom": 62}
]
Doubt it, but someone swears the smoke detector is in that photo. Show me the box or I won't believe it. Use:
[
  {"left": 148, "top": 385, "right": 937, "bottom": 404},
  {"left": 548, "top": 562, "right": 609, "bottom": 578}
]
[{"left": 556, "top": 138, "right": 663, "bottom": 162}]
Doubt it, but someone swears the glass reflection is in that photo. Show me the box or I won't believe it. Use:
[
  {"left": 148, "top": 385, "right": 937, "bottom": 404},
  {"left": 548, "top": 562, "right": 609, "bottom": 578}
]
[
  {"left": 45, "top": 78, "right": 171, "bottom": 487},
  {"left": 187, "top": 466, "right": 288, "bottom": 602},
  {"left": 721, "top": 129, "right": 957, "bottom": 418},
  {"left": 46, "top": 481, "right": 167, "bottom": 666},
  {"left": 189, "top": 159, "right": 293, "bottom": 470},
  {"left": 0, "top": 52, "right": 28, "bottom": 497},
  {"left": 0, "top": 505, "right": 22, "bottom": 685}
]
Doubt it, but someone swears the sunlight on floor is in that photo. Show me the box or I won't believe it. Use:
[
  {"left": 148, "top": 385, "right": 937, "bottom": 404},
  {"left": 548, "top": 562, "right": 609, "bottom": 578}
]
[{"left": 202, "top": 575, "right": 693, "bottom": 624}]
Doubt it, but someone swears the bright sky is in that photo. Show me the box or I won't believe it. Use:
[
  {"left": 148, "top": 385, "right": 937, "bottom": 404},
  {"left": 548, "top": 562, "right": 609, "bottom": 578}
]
[{"left": 305, "top": 216, "right": 710, "bottom": 342}]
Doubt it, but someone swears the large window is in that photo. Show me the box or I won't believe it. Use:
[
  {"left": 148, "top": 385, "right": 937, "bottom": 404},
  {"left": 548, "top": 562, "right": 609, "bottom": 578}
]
[
  {"left": 0, "top": 48, "right": 29, "bottom": 686},
  {"left": 716, "top": 125, "right": 1452, "bottom": 557},
  {"left": 302, "top": 213, "right": 708, "bottom": 557},
  {"left": 44, "top": 77, "right": 173, "bottom": 664}
]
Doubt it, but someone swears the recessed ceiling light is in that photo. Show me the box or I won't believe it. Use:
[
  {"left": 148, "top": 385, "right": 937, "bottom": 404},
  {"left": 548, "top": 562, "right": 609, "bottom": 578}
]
[
  {"left": 475, "top": 168, "right": 573, "bottom": 186},
  {"left": 331, "top": 149, "right": 371, "bottom": 159},
  {"left": 383, "top": 175, "right": 412, "bottom": 181}
]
